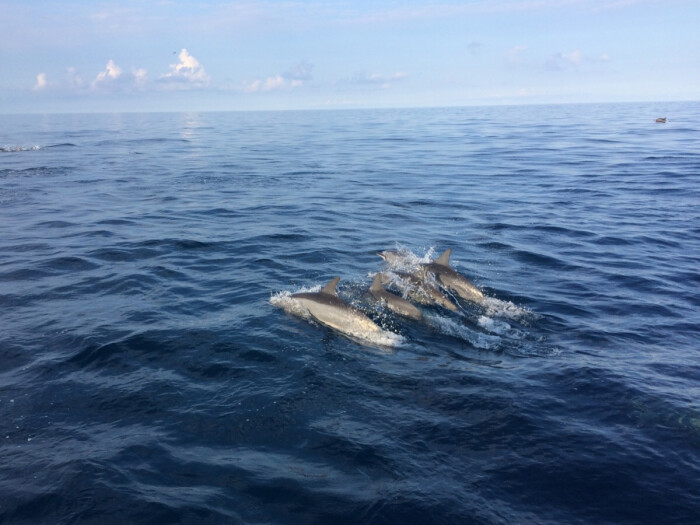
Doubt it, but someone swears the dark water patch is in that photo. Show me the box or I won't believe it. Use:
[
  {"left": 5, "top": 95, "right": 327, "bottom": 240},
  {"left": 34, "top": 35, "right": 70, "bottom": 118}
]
[
  {"left": 0, "top": 166, "right": 72, "bottom": 178},
  {"left": 511, "top": 248, "right": 579, "bottom": 272},
  {"left": 94, "top": 137, "right": 191, "bottom": 147},
  {"left": 0, "top": 267, "right": 53, "bottom": 282},
  {"left": 1, "top": 242, "right": 54, "bottom": 253},
  {"left": 87, "top": 246, "right": 160, "bottom": 262},
  {"left": 64, "top": 330, "right": 198, "bottom": 375},
  {"left": 96, "top": 218, "right": 137, "bottom": 226},
  {"left": 91, "top": 273, "right": 160, "bottom": 296},
  {"left": 139, "top": 238, "right": 217, "bottom": 252},
  {"left": 193, "top": 207, "right": 244, "bottom": 219},
  {"left": 595, "top": 234, "right": 636, "bottom": 246},
  {"left": 32, "top": 220, "right": 77, "bottom": 229},
  {"left": 0, "top": 343, "right": 36, "bottom": 378},
  {"left": 70, "top": 228, "right": 116, "bottom": 239},
  {"left": 38, "top": 256, "right": 99, "bottom": 273}
]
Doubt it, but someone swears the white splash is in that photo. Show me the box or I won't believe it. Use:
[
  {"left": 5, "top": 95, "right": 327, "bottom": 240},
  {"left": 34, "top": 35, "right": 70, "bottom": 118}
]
[
  {"left": 379, "top": 244, "right": 434, "bottom": 273},
  {"left": 481, "top": 297, "right": 536, "bottom": 321},
  {"left": 423, "top": 312, "right": 501, "bottom": 350},
  {"left": 1, "top": 145, "right": 41, "bottom": 152},
  {"left": 477, "top": 315, "right": 513, "bottom": 335}
]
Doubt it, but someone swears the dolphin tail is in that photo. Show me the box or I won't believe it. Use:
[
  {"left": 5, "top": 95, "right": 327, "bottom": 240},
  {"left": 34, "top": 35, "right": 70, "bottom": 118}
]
[{"left": 321, "top": 277, "right": 341, "bottom": 296}]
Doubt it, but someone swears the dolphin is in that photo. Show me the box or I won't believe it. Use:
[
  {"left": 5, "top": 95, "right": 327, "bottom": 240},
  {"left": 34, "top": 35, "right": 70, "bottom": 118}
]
[
  {"left": 421, "top": 249, "right": 484, "bottom": 303},
  {"left": 370, "top": 274, "right": 423, "bottom": 321},
  {"left": 292, "top": 277, "right": 381, "bottom": 336},
  {"left": 375, "top": 250, "right": 406, "bottom": 267},
  {"left": 376, "top": 259, "right": 459, "bottom": 312}
]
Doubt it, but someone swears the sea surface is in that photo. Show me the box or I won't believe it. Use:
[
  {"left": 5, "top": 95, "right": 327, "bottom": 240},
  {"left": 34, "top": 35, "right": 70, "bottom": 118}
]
[{"left": 1, "top": 103, "right": 699, "bottom": 524}]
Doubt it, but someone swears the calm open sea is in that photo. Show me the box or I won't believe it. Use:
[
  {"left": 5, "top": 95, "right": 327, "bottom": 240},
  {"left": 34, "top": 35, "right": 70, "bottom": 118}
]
[{"left": 1, "top": 103, "right": 699, "bottom": 524}]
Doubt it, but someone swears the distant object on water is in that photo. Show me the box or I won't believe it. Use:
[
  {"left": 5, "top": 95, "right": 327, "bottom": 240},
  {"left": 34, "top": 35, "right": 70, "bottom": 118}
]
[{"left": 655, "top": 117, "right": 667, "bottom": 123}]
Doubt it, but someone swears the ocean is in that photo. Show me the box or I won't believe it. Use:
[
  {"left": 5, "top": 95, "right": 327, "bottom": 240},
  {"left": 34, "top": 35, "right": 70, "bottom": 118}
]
[{"left": 1, "top": 103, "right": 699, "bottom": 524}]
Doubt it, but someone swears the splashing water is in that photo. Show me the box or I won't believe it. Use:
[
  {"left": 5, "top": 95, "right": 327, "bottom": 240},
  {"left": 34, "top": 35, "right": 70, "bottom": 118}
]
[
  {"left": 481, "top": 297, "right": 537, "bottom": 322},
  {"left": 423, "top": 312, "right": 502, "bottom": 350},
  {"left": 1, "top": 145, "right": 41, "bottom": 152}
]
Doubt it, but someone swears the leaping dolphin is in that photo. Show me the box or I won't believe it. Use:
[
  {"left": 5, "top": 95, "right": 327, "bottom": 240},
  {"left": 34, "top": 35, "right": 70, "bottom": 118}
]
[
  {"left": 370, "top": 274, "right": 423, "bottom": 321},
  {"left": 292, "top": 277, "right": 381, "bottom": 337},
  {"left": 421, "top": 249, "right": 484, "bottom": 303}
]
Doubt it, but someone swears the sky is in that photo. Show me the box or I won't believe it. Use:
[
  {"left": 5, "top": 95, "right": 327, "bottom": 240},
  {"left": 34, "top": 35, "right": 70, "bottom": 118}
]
[{"left": 1, "top": 0, "right": 698, "bottom": 113}]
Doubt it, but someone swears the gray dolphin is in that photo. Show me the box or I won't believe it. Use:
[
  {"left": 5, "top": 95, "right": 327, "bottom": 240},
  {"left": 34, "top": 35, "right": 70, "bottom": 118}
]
[
  {"left": 292, "top": 277, "right": 381, "bottom": 336},
  {"left": 377, "top": 253, "right": 459, "bottom": 311},
  {"left": 375, "top": 250, "right": 405, "bottom": 267},
  {"left": 422, "top": 249, "right": 484, "bottom": 303},
  {"left": 370, "top": 274, "right": 423, "bottom": 321}
]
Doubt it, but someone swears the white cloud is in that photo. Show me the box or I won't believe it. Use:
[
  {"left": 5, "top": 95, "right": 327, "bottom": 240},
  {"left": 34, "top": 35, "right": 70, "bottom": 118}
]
[
  {"left": 91, "top": 59, "right": 123, "bottom": 89},
  {"left": 564, "top": 49, "right": 582, "bottom": 65},
  {"left": 33, "top": 73, "right": 47, "bottom": 91},
  {"left": 66, "top": 67, "right": 85, "bottom": 90},
  {"left": 159, "top": 48, "right": 210, "bottom": 88},
  {"left": 348, "top": 71, "right": 408, "bottom": 89},
  {"left": 132, "top": 67, "right": 148, "bottom": 90},
  {"left": 546, "top": 49, "right": 583, "bottom": 70},
  {"left": 284, "top": 61, "right": 313, "bottom": 82},
  {"left": 243, "top": 61, "right": 314, "bottom": 92},
  {"left": 507, "top": 45, "right": 528, "bottom": 63},
  {"left": 243, "top": 79, "right": 262, "bottom": 93},
  {"left": 36, "top": 63, "right": 149, "bottom": 94},
  {"left": 263, "top": 75, "right": 285, "bottom": 90}
]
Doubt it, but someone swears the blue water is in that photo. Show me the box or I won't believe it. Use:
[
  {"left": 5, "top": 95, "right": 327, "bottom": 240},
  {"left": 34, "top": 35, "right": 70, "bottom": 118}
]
[{"left": 1, "top": 104, "right": 699, "bottom": 524}]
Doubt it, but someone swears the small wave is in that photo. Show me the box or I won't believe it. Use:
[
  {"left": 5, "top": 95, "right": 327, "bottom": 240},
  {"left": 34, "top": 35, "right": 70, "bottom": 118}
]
[{"left": 270, "top": 290, "right": 404, "bottom": 350}]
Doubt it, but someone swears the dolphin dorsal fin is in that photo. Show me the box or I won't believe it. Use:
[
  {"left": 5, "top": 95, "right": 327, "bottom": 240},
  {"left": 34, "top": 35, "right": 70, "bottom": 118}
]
[
  {"left": 435, "top": 249, "right": 452, "bottom": 266},
  {"left": 321, "top": 277, "right": 341, "bottom": 296},
  {"left": 370, "top": 274, "right": 384, "bottom": 292}
]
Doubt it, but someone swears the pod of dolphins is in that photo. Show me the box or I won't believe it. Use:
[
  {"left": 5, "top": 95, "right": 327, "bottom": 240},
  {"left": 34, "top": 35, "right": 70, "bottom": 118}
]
[{"left": 291, "top": 249, "right": 484, "bottom": 339}]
